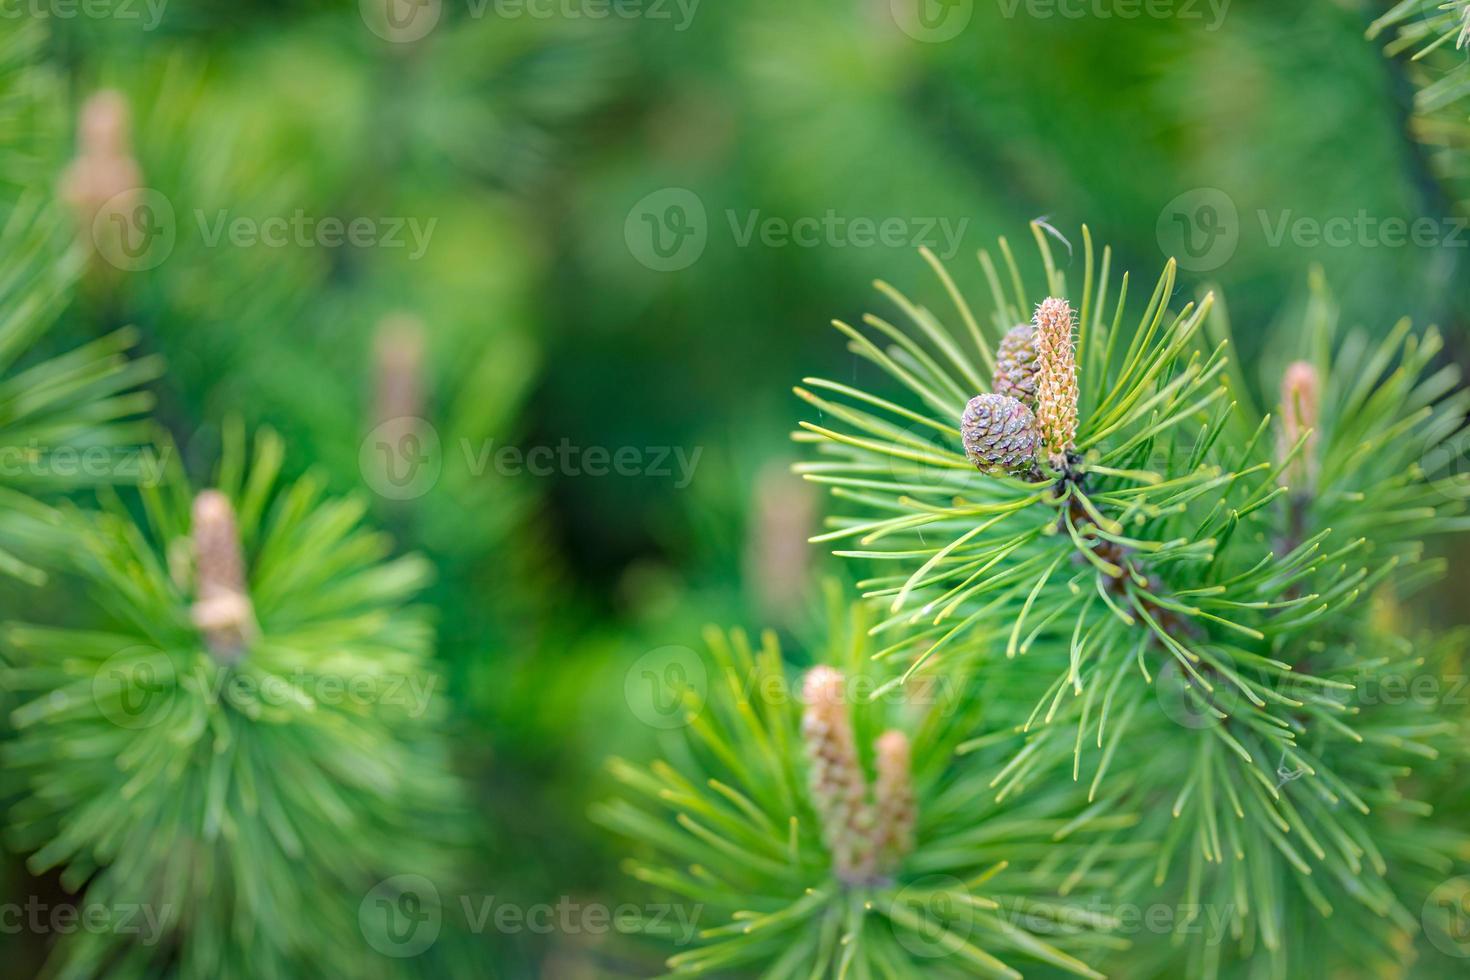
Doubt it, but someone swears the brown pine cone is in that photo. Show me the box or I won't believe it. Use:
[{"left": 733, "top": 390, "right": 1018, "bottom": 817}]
[
  {"left": 961, "top": 393, "right": 1039, "bottom": 475},
  {"left": 992, "top": 323, "right": 1039, "bottom": 407}
]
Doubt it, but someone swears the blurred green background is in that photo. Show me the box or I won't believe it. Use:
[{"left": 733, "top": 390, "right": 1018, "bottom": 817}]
[{"left": 3, "top": 0, "right": 1469, "bottom": 975}]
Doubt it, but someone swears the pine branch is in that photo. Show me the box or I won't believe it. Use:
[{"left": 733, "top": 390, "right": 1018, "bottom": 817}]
[
  {"left": 796, "top": 224, "right": 1470, "bottom": 977},
  {"left": 1, "top": 426, "right": 469, "bottom": 978}
]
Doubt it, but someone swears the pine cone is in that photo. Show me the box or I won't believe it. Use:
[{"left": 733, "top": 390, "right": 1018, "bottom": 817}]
[
  {"left": 801, "top": 667, "right": 877, "bottom": 884},
  {"left": 961, "top": 393, "right": 1039, "bottom": 475},
  {"left": 873, "top": 730, "right": 916, "bottom": 873},
  {"left": 1278, "top": 360, "right": 1320, "bottom": 494},
  {"left": 190, "top": 491, "right": 257, "bottom": 663},
  {"left": 992, "top": 323, "right": 1039, "bottom": 407},
  {"left": 1034, "top": 297, "right": 1078, "bottom": 464}
]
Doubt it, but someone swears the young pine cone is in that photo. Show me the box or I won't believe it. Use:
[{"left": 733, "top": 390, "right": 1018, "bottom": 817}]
[
  {"left": 961, "top": 393, "right": 1039, "bottom": 476},
  {"left": 872, "top": 730, "right": 916, "bottom": 873},
  {"left": 1278, "top": 360, "right": 1320, "bottom": 495},
  {"left": 1034, "top": 297, "right": 1079, "bottom": 463},
  {"left": 190, "top": 491, "right": 257, "bottom": 663},
  {"left": 801, "top": 667, "right": 877, "bottom": 884},
  {"left": 992, "top": 323, "right": 1039, "bottom": 407}
]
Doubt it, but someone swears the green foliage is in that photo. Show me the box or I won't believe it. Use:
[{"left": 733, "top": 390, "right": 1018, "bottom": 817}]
[
  {"left": 596, "top": 592, "right": 1130, "bottom": 978},
  {"left": 0, "top": 31, "right": 158, "bottom": 583},
  {"left": 1, "top": 426, "right": 467, "bottom": 979},
  {"left": 794, "top": 224, "right": 1470, "bottom": 977},
  {"left": 1370, "top": 0, "right": 1470, "bottom": 215}
]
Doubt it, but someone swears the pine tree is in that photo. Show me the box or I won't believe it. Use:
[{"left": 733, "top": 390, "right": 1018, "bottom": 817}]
[
  {"left": 2, "top": 424, "right": 468, "bottom": 978},
  {"left": 1369, "top": 0, "right": 1470, "bottom": 186},
  {"left": 597, "top": 589, "right": 1130, "bottom": 978},
  {"left": 606, "top": 223, "right": 1470, "bottom": 977},
  {"left": 0, "top": 24, "right": 160, "bottom": 585}
]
